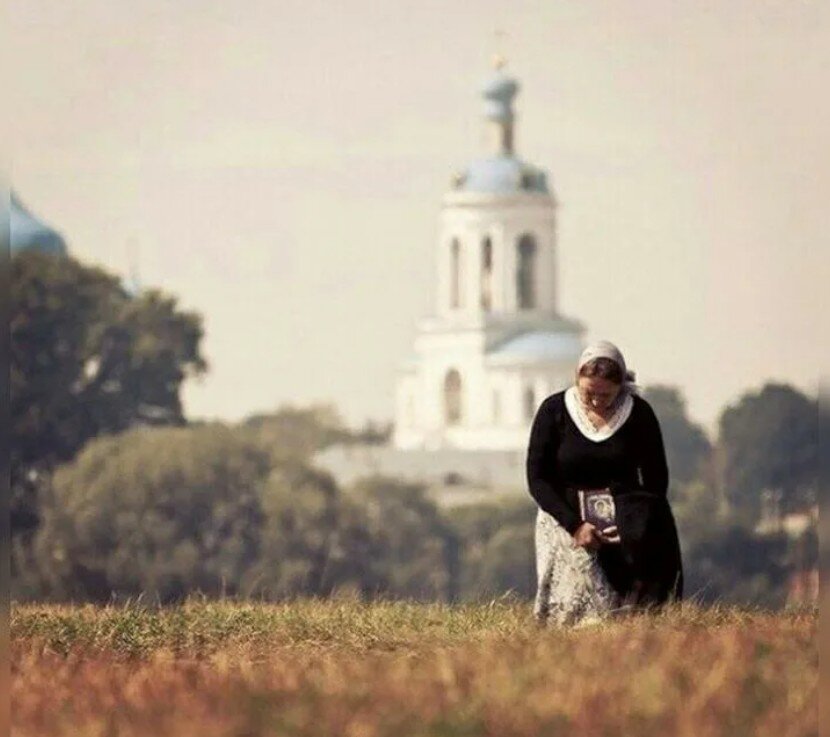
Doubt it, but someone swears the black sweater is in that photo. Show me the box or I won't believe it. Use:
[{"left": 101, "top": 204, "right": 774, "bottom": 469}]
[{"left": 526, "top": 390, "right": 668, "bottom": 534}]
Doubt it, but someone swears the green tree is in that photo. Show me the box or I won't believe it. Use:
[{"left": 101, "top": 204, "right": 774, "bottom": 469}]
[
  {"left": 671, "top": 480, "right": 722, "bottom": 549},
  {"left": 641, "top": 385, "right": 712, "bottom": 489},
  {"left": 240, "top": 404, "right": 349, "bottom": 465},
  {"left": 246, "top": 463, "right": 376, "bottom": 598},
  {"left": 476, "top": 525, "right": 535, "bottom": 599},
  {"left": 445, "top": 499, "right": 536, "bottom": 600},
  {"left": 11, "top": 252, "right": 207, "bottom": 537},
  {"left": 32, "top": 424, "right": 269, "bottom": 602},
  {"left": 680, "top": 524, "right": 790, "bottom": 608},
  {"left": 348, "top": 476, "right": 460, "bottom": 600},
  {"left": 717, "top": 383, "right": 817, "bottom": 523}
]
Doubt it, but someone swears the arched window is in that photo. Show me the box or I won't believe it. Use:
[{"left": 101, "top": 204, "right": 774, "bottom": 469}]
[
  {"left": 524, "top": 385, "right": 536, "bottom": 421},
  {"left": 480, "top": 236, "right": 493, "bottom": 311},
  {"left": 444, "top": 369, "right": 462, "bottom": 425},
  {"left": 517, "top": 234, "right": 537, "bottom": 310},
  {"left": 450, "top": 238, "right": 462, "bottom": 309}
]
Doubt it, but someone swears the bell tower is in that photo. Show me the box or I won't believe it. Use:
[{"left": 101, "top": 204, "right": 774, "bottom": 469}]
[
  {"left": 394, "top": 61, "right": 584, "bottom": 451},
  {"left": 435, "top": 58, "right": 559, "bottom": 323}
]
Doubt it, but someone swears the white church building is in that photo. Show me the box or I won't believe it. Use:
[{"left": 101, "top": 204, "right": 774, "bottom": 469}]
[
  {"left": 393, "top": 63, "right": 585, "bottom": 451},
  {"left": 315, "top": 63, "right": 587, "bottom": 498}
]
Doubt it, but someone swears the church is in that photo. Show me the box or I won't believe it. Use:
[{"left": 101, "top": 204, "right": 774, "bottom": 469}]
[
  {"left": 393, "top": 61, "right": 585, "bottom": 451},
  {"left": 316, "top": 63, "right": 588, "bottom": 495}
]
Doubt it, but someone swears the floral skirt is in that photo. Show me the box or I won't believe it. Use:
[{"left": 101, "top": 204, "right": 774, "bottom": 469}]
[{"left": 533, "top": 509, "right": 620, "bottom": 625}]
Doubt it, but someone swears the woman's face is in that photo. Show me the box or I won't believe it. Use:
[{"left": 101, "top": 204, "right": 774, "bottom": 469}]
[{"left": 576, "top": 375, "right": 622, "bottom": 414}]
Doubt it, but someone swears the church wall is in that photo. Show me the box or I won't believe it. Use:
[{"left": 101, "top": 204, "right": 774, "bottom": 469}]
[
  {"left": 484, "top": 363, "right": 573, "bottom": 427},
  {"left": 394, "top": 354, "right": 577, "bottom": 451},
  {"left": 439, "top": 197, "right": 557, "bottom": 318},
  {"left": 394, "top": 371, "right": 418, "bottom": 430}
]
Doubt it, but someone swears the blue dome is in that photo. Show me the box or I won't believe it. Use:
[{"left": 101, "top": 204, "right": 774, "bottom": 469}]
[
  {"left": 457, "top": 156, "right": 549, "bottom": 195},
  {"left": 488, "top": 331, "right": 582, "bottom": 365},
  {"left": 481, "top": 72, "right": 518, "bottom": 123},
  {"left": 9, "top": 193, "right": 67, "bottom": 256},
  {"left": 482, "top": 73, "right": 518, "bottom": 101}
]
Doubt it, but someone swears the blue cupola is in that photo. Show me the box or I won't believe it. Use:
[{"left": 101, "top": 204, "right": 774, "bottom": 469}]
[
  {"left": 451, "top": 59, "right": 550, "bottom": 196},
  {"left": 9, "top": 192, "right": 68, "bottom": 257},
  {"left": 482, "top": 70, "right": 519, "bottom": 124}
]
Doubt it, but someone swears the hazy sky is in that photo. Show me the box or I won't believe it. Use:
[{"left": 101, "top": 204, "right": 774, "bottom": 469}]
[{"left": 10, "top": 1, "right": 829, "bottom": 435}]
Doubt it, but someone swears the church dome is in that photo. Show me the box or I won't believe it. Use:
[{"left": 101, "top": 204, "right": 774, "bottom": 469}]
[
  {"left": 449, "top": 64, "right": 550, "bottom": 196},
  {"left": 481, "top": 72, "right": 518, "bottom": 123},
  {"left": 487, "top": 330, "right": 583, "bottom": 366},
  {"left": 9, "top": 193, "right": 68, "bottom": 256},
  {"left": 456, "top": 156, "right": 549, "bottom": 195}
]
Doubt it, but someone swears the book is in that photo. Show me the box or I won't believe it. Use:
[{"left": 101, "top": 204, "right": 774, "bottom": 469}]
[{"left": 577, "top": 488, "right": 620, "bottom": 542}]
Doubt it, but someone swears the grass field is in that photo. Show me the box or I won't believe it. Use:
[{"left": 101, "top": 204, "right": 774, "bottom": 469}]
[{"left": 11, "top": 599, "right": 817, "bottom": 737}]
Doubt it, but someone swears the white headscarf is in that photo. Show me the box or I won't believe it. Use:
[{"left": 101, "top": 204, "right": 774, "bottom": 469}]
[{"left": 576, "top": 340, "right": 640, "bottom": 399}]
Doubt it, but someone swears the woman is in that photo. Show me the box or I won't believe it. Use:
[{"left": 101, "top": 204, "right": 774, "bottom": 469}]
[{"left": 527, "top": 340, "right": 683, "bottom": 625}]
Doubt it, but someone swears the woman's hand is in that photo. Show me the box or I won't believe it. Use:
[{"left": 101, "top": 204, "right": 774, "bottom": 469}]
[{"left": 573, "top": 522, "right": 602, "bottom": 551}]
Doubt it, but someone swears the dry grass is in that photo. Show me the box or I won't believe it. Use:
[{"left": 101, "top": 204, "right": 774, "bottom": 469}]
[{"left": 11, "top": 599, "right": 817, "bottom": 737}]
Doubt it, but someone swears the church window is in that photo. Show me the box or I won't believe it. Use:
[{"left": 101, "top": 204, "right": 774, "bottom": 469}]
[
  {"left": 444, "top": 369, "right": 462, "bottom": 425},
  {"left": 480, "top": 236, "right": 493, "bottom": 311},
  {"left": 517, "top": 234, "right": 537, "bottom": 309},
  {"left": 450, "top": 238, "right": 462, "bottom": 309},
  {"left": 524, "top": 385, "right": 536, "bottom": 421}
]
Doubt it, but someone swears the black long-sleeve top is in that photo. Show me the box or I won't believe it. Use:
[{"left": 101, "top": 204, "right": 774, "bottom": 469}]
[{"left": 526, "top": 390, "right": 669, "bottom": 535}]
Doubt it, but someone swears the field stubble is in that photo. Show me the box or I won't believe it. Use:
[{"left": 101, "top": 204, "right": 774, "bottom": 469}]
[{"left": 11, "top": 599, "right": 817, "bottom": 737}]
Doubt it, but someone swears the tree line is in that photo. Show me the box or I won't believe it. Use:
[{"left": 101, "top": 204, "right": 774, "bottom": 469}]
[{"left": 10, "top": 252, "right": 818, "bottom": 606}]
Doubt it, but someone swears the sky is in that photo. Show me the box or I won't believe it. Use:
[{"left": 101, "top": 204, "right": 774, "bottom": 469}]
[{"left": 10, "top": 0, "right": 829, "bottom": 435}]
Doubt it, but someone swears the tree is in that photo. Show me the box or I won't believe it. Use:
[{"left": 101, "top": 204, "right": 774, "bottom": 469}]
[
  {"left": 245, "top": 463, "right": 376, "bottom": 598},
  {"left": 32, "top": 424, "right": 270, "bottom": 602},
  {"left": 240, "top": 404, "right": 349, "bottom": 465},
  {"left": 680, "top": 523, "right": 791, "bottom": 608},
  {"left": 10, "top": 252, "right": 207, "bottom": 537},
  {"left": 717, "top": 383, "right": 817, "bottom": 523},
  {"left": 641, "top": 385, "right": 712, "bottom": 489},
  {"left": 445, "top": 499, "right": 536, "bottom": 600},
  {"left": 348, "top": 476, "right": 460, "bottom": 600},
  {"left": 670, "top": 480, "right": 722, "bottom": 549},
  {"left": 476, "top": 525, "right": 536, "bottom": 599}
]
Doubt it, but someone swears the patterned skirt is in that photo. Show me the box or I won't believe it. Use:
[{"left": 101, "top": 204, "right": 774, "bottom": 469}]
[{"left": 533, "top": 508, "right": 620, "bottom": 626}]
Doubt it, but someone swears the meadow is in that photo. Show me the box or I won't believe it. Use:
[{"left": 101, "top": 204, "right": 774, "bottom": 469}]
[{"left": 11, "top": 598, "right": 817, "bottom": 737}]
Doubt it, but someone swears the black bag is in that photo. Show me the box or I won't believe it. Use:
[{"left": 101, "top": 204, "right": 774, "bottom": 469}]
[{"left": 599, "top": 486, "right": 684, "bottom": 605}]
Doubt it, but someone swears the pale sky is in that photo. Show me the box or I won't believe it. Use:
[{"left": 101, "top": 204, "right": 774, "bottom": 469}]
[{"left": 10, "top": 1, "right": 829, "bottom": 435}]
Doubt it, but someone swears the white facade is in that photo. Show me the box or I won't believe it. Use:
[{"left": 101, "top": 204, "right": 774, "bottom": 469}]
[{"left": 393, "top": 66, "right": 585, "bottom": 451}]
